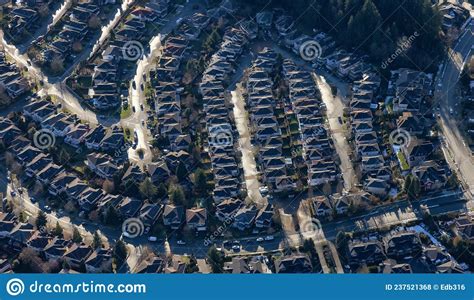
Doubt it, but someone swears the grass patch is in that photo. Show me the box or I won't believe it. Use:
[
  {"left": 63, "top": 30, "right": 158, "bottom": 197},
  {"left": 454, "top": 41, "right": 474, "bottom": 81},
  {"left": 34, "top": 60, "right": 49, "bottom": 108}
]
[
  {"left": 396, "top": 151, "right": 410, "bottom": 171},
  {"left": 120, "top": 105, "right": 131, "bottom": 119}
]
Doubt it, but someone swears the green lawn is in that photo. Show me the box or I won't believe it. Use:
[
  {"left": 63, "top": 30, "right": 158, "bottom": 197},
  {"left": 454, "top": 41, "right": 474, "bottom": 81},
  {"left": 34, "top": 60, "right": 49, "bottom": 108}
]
[{"left": 396, "top": 151, "right": 410, "bottom": 171}]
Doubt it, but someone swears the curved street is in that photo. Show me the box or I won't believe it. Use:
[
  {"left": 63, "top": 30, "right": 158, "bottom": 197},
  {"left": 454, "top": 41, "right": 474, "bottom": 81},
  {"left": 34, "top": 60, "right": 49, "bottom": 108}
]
[{"left": 436, "top": 17, "right": 474, "bottom": 209}]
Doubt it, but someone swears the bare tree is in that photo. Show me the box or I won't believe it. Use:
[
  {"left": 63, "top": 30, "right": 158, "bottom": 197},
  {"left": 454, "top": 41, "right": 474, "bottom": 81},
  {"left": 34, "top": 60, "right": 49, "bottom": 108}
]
[
  {"left": 88, "top": 14, "right": 101, "bottom": 29},
  {"left": 50, "top": 55, "right": 65, "bottom": 75},
  {"left": 72, "top": 41, "right": 83, "bottom": 53}
]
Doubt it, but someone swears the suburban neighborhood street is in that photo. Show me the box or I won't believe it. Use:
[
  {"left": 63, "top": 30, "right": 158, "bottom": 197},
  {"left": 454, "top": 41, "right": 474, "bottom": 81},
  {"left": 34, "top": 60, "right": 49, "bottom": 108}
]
[{"left": 436, "top": 17, "right": 474, "bottom": 206}]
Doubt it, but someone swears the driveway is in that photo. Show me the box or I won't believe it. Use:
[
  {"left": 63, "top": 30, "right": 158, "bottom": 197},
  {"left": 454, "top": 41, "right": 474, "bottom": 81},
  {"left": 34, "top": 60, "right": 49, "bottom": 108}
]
[
  {"left": 230, "top": 85, "right": 266, "bottom": 207},
  {"left": 313, "top": 73, "right": 358, "bottom": 191}
]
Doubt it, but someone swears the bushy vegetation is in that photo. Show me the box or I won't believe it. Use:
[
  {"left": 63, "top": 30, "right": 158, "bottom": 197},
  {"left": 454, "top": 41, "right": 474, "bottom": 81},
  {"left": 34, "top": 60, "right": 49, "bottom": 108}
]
[{"left": 238, "top": 0, "right": 444, "bottom": 71}]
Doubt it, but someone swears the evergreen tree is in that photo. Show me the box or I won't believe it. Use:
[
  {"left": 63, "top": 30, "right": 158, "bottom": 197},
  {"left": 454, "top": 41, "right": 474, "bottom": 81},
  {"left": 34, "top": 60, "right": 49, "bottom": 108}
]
[
  {"left": 53, "top": 221, "right": 63, "bottom": 237},
  {"left": 139, "top": 178, "right": 158, "bottom": 200},
  {"left": 72, "top": 227, "right": 83, "bottom": 243},
  {"left": 35, "top": 210, "right": 47, "bottom": 229},
  {"left": 176, "top": 161, "right": 188, "bottom": 181},
  {"left": 113, "top": 239, "right": 128, "bottom": 263},
  {"left": 92, "top": 230, "right": 102, "bottom": 249},
  {"left": 169, "top": 184, "right": 188, "bottom": 207},
  {"left": 193, "top": 168, "right": 208, "bottom": 196},
  {"left": 207, "top": 246, "right": 224, "bottom": 273},
  {"left": 104, "top": 205, "right": 121, "bottom": 225}
]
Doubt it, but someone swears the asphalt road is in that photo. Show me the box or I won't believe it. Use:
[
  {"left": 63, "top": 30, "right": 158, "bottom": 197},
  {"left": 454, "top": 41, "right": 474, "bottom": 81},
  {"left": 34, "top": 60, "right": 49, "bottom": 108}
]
[
  {"left": 314, "top": 73, "right": 358, "bottom": 190},
  {"left": 436, "top": 16, "right": 474, "bottom": 203}
]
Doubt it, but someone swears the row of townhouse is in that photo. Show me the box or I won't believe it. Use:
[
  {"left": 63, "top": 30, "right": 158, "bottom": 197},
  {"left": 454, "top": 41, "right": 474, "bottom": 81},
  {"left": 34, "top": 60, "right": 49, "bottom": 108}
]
[
  {"left": 272, "top": 12, "right": 373, "bottom": 82},
  {"left": 347, "top": 229, "right": 464, "bottom": 273},
  {"left": 0, "top": 52, "right": 29, "bottom": 104},
  {"left": 215, "top": 198, "right": 274, "bottom": 231},
  {"left": 1, "top": 208, "right": 210, "bottom": 274},
  {"left": 40, "top": 1, "right": 107, "bottom": 63},
  {"left": 387, "top": 68, "right": 433, "bottom": 114},
  {"left": 3, "top": 122, "right": 212, "bottom": 239},
  {"left": 22, "top": 98, "right": 125, "bottom": 152},
  {"left": 324, "top": 49, "right": 375, "bottom": 82},
  {"left": 2, "top": 118, "right": 158, "bottom": 224},
  {"left": 282, "top": 59, "right": 338, "bottom": 187},
  {"left": 387, "top": 68, "right": 450, "bottom": 192},
  {"left": 246, "top": 48, "right": 294, "bottom": 192},
  {"left": 199, "top": 26, "right": 250, "bottom": 203},
  {"left": 0, "top": 211, "right": 114, "bottom": 273},
  {"left": 89, "top": 1, "right": 169, "bottom": 110},
  {"left": 4, "top": 2, "right": 40, "bottom": 38},
  {"left": 151, "top": 12, "right": 211, "bottom": 151},
  {"left": 310, "top": 192, "right": 372, "bottom": 217},
  {"left": 349, "top": 73, "right": 392, "bottom": 198}
]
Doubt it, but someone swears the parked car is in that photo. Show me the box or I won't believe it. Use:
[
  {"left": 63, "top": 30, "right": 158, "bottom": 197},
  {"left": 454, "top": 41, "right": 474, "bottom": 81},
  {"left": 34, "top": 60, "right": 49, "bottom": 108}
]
[
  {"left": 264, "top": 235, "right": 274, "bottom": 241},
  {"left": 177, "top": 240, "right": 186, "bottom": 245},
  {"left": 148, "top": 236, "right": 158, "bottom": 242}
]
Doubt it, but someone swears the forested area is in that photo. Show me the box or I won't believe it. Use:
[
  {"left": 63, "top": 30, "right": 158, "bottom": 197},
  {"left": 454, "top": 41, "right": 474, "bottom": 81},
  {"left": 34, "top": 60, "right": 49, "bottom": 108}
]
[{"left": 237, "top": 0, "right": 444, "bottom": 71}]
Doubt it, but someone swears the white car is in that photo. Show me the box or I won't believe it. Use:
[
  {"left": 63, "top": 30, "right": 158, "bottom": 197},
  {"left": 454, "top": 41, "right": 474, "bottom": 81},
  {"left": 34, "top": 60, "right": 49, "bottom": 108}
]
[
  {"left": 264, "top": 235, "right": 274, "bottom": 241},
  {"left": 148, "top": 236, "right": 157, "bottom": 242},
  {"left": 256, "top": 237, "right": 264, "bottom": 242},
  {"left": 177, "top": 240, "right": 186, "bottom": 245}
]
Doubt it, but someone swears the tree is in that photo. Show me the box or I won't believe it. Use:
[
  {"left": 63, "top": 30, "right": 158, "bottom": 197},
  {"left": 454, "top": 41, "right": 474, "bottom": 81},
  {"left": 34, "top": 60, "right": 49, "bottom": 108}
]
[
  {"left": 169, "top": 184, "right": 188, "bottom": 207},
  {"left": 92, "top": 230, "right": 102, "bottom": 249},
  {"left": 53, "top": 221, "right": 63, "bottom": 237},
  {"left": 185, "top": 255, "right": 199, "bottom": 273},
  {"left": 204, "top": 28, "right": 221, "bottom": 52},
  {"left": 113, "top": 239, "right": 128, "bottom": 263},
  {"left": 72, "top": 227, "right": 83, "bottom": 243},
  {"left": 207, "top": 246, "right": 224, "bottom": 273},
  {"left": 72, "top": 41, "right": 83, "bottom": 53},
  {"left": 335, "top": 231, "right": 350, "bottom": 253},
  {"left": 322, "top": 182, "right": 332, "bottom": 195},
  {"left": 0, "top": 84, "right": 12, "bottom": 107},
  {"left": 36, "top": 210, "right": 47, "bottom": 229},
  {"left": 104, "top": 205, "right": 121, "bottom": 225},
  {"left": 405, "top": 174, "right": 420, "bottom": 199},
  {"left": 102, "top": 179, "right": 115, "bottom": 193},
  {"left": 38, "top": 4, "right": 49, "bottom": 18},
  {"left": 139, "top": 178, "right": 158, "bottom": 200},
  {"left": 176, "top": 161, "right": 188, "bottom": 181},
  {"left": 58, "top": 147, "right": 71, "bottom": 165},
  {"left": 50, "top": 55, "right": 64, "bottom": 75},
  {"left": 193, "top": 168, "right": 208, "bottom": 197},
  {"left": 88, "top": 14, "right": 101, "bottom": 29},
  {"left": 157, "top": 183, "right": 167, "bottom": 199},
  {"left": 13, "top": 248, "right": 51, "bottom": 273}
]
